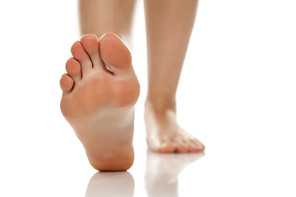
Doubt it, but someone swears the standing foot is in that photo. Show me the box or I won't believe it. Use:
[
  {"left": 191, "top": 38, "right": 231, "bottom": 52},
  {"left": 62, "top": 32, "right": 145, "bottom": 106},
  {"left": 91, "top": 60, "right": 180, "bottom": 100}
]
[{"left": 145, "top": 101, "right": 205, "bottom": 153}]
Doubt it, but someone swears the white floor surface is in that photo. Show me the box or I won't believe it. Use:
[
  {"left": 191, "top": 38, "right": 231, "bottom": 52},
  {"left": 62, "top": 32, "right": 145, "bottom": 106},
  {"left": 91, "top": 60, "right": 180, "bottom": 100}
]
[{"left": 0, "top": 0, "right": 295, "bottom": 196}]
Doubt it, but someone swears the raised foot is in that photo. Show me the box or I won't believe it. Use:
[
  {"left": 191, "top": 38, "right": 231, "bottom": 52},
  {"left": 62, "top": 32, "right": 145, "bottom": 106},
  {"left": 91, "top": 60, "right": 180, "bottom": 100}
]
[
  {"left": 145, "top": 102, "right": 205, "bottom": 153},
  {"left": 60, "top": 33, "right": 140, "bottom": 171}
]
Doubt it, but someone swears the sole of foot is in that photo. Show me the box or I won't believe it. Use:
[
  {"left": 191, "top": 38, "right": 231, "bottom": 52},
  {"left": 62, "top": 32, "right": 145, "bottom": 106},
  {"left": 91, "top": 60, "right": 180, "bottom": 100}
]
[
  {"left": 60, "top": 33, "right": 140, "bottom": 171},
  {"left": 145, "top": 102, "right": 205, "bottom": 153}
]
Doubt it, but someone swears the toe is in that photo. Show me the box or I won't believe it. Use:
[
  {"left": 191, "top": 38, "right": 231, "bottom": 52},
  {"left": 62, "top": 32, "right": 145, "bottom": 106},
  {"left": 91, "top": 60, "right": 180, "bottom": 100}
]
[
  {"left": 173, "top": 138, "right": 189, "bottom": 153},
  {"left": 71, "top": 41, "right": 93, "bottom": 76},
  {"left": 66, "top": 57, "right": 81, "bottom": 84},
  {"left": 157, "top": 142, "right": 175, "bottom": 153},
  {"left": 60, "top": 74, "right": 74, "bottom": 93},
  {"left": 175, "top": 144, "right": 188, "bottom": 153},
  {"left": 187, "top": 140, "right": 200, "bottom": 152},
  {"left": 147, "top": 137, "right": 176, "bottom": 153},
  {"left": 80, "top": 34, "right": 106, "bottom": 72},
  {"left": 192, "top": 140, "right": 205, "bottom": 151},
  {"left": 100, "top": 33, "right": 132, "bottom": 75}
]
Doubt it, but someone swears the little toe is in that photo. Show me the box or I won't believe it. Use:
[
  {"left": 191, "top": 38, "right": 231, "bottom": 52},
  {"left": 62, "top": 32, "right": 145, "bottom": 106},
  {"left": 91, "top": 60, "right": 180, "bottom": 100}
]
[
  {"left": 66, "top": 57, "right": 81, "bottom": 84},
  {"left": 80, "top": 34, "right": 105, "bottom": 72},
  {"left": 60, "top": 74, "right": 74, "bottom": 93},
  {"left": 71, "top": 41, "right": 93, "bottom": 76}
]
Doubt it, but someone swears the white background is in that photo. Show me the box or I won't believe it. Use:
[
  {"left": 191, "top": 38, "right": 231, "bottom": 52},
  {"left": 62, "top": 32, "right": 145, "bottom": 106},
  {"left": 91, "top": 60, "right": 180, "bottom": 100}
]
[{"left": 0, "top": 0, "right": 295, "bottom": 196}]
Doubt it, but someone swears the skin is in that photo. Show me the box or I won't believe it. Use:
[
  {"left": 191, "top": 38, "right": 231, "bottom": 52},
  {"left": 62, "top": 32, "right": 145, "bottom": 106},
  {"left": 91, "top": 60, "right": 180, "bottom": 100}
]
[
  {"left": 60, "top": 0, "right": 204, "bottom": 171},
  {"left": 144, "top": 0, "right": 204, "bottom": 153},
  {"left": 78, "top": 0, "right": 138, "bottom": 50},
  {"left": 60, "top": 33, "right": 140, "bottom": 171}
]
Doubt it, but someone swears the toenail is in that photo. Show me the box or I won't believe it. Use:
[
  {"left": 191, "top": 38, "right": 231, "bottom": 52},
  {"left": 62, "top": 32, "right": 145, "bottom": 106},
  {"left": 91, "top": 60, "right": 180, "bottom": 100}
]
[{"left": 161, "top": 142, "right": 168, "bottom": 148}]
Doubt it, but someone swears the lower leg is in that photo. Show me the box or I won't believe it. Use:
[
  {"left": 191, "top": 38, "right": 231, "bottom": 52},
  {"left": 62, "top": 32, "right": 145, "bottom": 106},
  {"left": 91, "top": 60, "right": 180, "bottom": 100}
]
[
  {"left": 78, "top": 0, "right": 139, "bottom": 49},
  {"left": 144, "top": 0, "right": 204, "bottom": 153}
]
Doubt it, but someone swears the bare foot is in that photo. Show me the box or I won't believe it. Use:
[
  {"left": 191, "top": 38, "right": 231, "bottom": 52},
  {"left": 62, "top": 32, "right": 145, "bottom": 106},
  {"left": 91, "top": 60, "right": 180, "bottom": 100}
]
[
  {"left": 60, "top": 33, "right": 140, "bottom": 171},
  {"left": 145, "top": 101, "right": 205, "bottom": 153}
]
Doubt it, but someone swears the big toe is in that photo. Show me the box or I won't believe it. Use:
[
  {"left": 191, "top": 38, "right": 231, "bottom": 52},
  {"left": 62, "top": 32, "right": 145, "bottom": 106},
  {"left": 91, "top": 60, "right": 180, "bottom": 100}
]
[
  {"left": 158, "top": 142, "right": 176, "bottom": 153},
  {"left": 99, "top": 33, "right": 132, "bottom": 75}
]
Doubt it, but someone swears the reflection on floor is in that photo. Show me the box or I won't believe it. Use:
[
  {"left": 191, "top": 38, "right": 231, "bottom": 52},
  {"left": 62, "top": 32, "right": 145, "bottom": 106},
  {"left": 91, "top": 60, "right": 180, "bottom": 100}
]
[
  {"left": 85, "top": 150, "right": 204, "bottom": 197},
  {"left": 85, "top": 171, "right": 135, "bottom": 197},
  {"left": 145, "top": 150, "right": 204, "bottom": 197}
]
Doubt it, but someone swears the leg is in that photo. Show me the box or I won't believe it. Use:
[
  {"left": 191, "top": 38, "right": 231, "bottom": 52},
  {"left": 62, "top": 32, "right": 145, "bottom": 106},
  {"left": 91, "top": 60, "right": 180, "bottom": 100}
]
[
  {"left": 78, "top": 0, "right": 139, "bottom": 50},
  {"left": 144, "top": 0, "right": 205, "bottom": 153},
  {"left": 59, "top": 0, "right": 140, "bottom": 171}
]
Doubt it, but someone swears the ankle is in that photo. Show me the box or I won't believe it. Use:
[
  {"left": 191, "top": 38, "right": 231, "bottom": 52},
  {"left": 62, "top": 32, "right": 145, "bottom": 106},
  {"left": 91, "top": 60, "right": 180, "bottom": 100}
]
[{"left": 145, "top": 97, "right": 177, "bottom": 112}]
